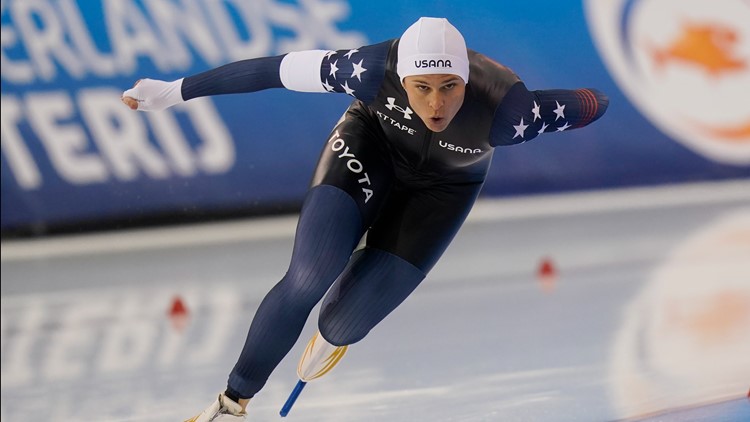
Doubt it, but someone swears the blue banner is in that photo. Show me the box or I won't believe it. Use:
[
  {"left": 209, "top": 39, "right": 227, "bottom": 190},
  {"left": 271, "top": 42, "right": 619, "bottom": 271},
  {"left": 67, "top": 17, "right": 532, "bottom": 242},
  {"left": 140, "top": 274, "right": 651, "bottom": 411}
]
[{"left": 2, "top": 0, "right": 749, "bottom": 232}]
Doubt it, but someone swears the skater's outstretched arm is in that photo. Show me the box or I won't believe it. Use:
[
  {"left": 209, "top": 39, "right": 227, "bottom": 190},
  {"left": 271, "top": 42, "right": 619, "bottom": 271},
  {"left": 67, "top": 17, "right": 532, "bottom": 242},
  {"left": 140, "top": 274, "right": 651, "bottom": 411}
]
[
  {"left": 121, "top": 41, "right": 392, "bottom": 111},
  {"left": 490, "top": 82, "right": 609, "bottom": 146}
]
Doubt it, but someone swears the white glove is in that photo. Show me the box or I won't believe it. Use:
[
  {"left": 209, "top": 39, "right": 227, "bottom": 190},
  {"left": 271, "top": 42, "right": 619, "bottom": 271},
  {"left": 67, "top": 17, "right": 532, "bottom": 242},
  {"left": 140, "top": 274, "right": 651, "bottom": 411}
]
[{"left": 121, "top": 78, "right": 185, "bottom": 111}]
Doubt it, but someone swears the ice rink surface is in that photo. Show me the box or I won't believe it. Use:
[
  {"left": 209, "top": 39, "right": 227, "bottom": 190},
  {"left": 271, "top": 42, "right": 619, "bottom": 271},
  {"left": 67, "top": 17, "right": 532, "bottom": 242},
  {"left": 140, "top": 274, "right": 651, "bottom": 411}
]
[{"left": 2, "top": 181, "right": 749, "bottom": 422}]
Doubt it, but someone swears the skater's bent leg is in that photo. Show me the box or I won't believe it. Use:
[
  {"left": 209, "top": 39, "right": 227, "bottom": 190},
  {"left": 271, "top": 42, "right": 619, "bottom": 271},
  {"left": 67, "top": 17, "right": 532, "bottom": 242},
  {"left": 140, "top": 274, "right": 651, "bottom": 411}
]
[
  {"left": 318, "top": 248, "right": 425, "bottom": 346},
  {"left": 317, "top": 182, "right": 482, "bottom": 347},
  {"left": 227, "top": 105, "right": 393, "bottom": 400},
  {"left": 227, "top": 185, "right": 364, "bottom": 398}
]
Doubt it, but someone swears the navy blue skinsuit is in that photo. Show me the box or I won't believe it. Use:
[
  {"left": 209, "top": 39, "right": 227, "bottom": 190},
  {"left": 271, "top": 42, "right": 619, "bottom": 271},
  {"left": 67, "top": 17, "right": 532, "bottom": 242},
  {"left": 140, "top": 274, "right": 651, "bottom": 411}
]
[{"left": 180, "top": 39, "right": 608, "bottom": 398}]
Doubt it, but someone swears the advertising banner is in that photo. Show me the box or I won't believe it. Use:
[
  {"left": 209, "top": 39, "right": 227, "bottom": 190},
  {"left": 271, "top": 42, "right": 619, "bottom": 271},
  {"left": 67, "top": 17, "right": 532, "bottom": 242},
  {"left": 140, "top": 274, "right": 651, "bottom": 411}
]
[{"left": 2, "top": 0, "right": 748, "bottom": 232}]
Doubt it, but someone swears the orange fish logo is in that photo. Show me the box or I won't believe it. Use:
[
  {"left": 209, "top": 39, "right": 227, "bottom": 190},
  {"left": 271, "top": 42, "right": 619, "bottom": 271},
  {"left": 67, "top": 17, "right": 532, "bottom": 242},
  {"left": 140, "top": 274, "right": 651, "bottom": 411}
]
[
  {"left": 587, "top": 1, "right": 750, "bottom": 170},
  {"left": 650, "top": 22, "right": 746, "bottom": 77}
]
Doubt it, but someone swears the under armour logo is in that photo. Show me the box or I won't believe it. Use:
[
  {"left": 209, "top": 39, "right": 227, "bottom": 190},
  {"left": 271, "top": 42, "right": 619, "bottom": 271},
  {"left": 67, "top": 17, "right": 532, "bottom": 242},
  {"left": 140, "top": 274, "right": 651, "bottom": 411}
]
[{"left": 385, "top": 97, "right": 413, "bottom": 120}]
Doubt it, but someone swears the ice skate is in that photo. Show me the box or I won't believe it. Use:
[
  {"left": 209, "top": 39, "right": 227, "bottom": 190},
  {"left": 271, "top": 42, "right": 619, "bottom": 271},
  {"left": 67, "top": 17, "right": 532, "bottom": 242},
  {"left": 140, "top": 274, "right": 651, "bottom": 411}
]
[
  {"left": 280, "top": 331, "right": 349, "bottom": 416},
  {"left": 297, "top": 331, "right": 349, "bottom": 381},
  {"left": 185, "top": 392, "right": 246, "bottom": 422}
]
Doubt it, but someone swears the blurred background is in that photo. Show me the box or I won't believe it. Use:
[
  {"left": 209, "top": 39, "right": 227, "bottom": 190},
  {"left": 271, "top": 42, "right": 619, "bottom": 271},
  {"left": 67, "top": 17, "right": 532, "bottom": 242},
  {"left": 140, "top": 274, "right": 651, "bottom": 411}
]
[
  {"left": 2, "top": 0, "right": 749, "bottom": 421},
  {"left": 3, "top": 0, "right": 749, "bottom": 235}
]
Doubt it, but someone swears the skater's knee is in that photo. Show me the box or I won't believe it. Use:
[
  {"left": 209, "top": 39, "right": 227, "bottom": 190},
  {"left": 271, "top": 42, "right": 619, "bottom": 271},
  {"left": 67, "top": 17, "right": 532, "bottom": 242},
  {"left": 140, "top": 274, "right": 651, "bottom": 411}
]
[{"left": 317, "top": 318, "right": 369, "bottom": 347}]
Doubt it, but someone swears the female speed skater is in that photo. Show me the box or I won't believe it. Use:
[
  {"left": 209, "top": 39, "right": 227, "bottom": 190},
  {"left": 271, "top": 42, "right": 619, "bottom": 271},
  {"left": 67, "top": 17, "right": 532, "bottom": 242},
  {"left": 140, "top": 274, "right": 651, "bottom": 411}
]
[{"left": 122, "top": 16, "right": 608, "bottom": 421}]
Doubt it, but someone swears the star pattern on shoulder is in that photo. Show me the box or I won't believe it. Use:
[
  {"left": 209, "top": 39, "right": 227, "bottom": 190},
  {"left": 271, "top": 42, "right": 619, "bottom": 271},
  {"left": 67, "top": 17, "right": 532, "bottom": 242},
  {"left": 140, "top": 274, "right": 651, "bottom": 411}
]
[
  {"left": 532, "top": 101, "right": 541, "bottom": 121},
  {"left": 351, "top": 59, "right": 367, "bottom": 82},
  {"left": 553, "top": 101, "right": 566, "bottom": 121},
  {"left": 513, "top": 117, "right": 529, "bottom": 139},
  {"left": 538, "top": 121, "right": 549, "bottom": 134},
  {"left": 341, "top": 80, "right": 355, "bottom": 96},
  {"left": 320, "top": 45, "right": 379, "bottom": 98},
  {"left": 329, "top": 60, "right": 339, "bottom": 79},
  {"left": 524, "top": 99, "right": 573, "bottom": 138}
]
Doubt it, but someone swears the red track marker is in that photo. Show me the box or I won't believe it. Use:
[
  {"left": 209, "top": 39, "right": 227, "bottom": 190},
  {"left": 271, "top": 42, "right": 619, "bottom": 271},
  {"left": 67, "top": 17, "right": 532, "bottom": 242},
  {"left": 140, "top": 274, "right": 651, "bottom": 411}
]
[
  {"left": 168, "top": 296, "right": 190, "bottom": 331},
  {"left": 537, "top": 257, "right": 558, "bottom": 292}
]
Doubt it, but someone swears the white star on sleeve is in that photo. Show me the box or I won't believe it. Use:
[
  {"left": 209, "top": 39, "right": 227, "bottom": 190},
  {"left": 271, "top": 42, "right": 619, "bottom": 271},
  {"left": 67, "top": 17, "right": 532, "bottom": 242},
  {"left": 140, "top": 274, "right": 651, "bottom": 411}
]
[
  {"left": 513, "top": 117, "right": 529, "bottom": 139},
  {"left": 351, "top": 59, "right": 367, "bottom": 81},
  {"left": 538, "top": 121, "right": 549, "bottom": 134},
  {"left": 344, "top": 48, "right": 359, "bottom": 59},
  {"left": 341, "top": 80, "right": 355, "bottom": 96},
  {"left": 557, "top": 121, "right": 571, "bottom": 132},
  {"left": 329, "top": 60, "right": 339, "bottom": 79},
  {"left": 553, "top": 101, "right": 566, "bottom": 121},
  {"left": 532, "top": 101, "right": 541, "bottom": 121},
  {"left": 322, "top": 79, "right": 334, "bottom": 92},
  {"left": 325, "top": 51, "right": 336, "bottom": 60}
]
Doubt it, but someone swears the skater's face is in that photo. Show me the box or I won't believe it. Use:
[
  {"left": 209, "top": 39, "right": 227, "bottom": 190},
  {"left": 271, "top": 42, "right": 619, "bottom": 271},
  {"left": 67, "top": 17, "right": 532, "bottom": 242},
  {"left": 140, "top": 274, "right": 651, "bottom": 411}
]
[{"left": 402, "top": 74, "right": 465, "bottom": 132}]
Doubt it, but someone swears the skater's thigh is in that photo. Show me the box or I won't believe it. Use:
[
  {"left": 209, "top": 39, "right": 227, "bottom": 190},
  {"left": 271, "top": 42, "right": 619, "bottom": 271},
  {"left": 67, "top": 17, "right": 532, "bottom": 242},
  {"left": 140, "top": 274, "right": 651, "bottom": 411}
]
[
  {"left": 310, "top": 105, "right": 394, "bottom": 229},
  {"left": 366, "top": 181, "right": 483, "bottom": 273}
]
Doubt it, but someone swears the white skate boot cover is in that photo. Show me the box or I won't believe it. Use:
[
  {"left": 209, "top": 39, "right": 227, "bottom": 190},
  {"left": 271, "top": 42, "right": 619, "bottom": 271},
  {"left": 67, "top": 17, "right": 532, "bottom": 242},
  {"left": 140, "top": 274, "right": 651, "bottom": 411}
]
[
  {"left": 297, "top": 331, "right": 348, "bottom": 381},
  {"left": 184, "top": 392, "right": 246, "bottom": 422}
]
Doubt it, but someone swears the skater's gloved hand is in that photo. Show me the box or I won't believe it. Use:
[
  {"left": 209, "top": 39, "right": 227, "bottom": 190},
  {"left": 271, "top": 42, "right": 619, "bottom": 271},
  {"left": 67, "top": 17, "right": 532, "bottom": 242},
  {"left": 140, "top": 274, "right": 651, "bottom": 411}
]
[{"left": 121, "top": 78, "right": 184, "bottom": 111}]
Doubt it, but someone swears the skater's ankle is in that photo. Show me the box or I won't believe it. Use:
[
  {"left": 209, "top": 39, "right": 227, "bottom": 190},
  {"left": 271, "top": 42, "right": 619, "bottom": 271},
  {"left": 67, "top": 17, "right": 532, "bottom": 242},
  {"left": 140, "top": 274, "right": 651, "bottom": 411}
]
[{"left": 224, "top": 388, "right": 250, "bottom": 411}]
